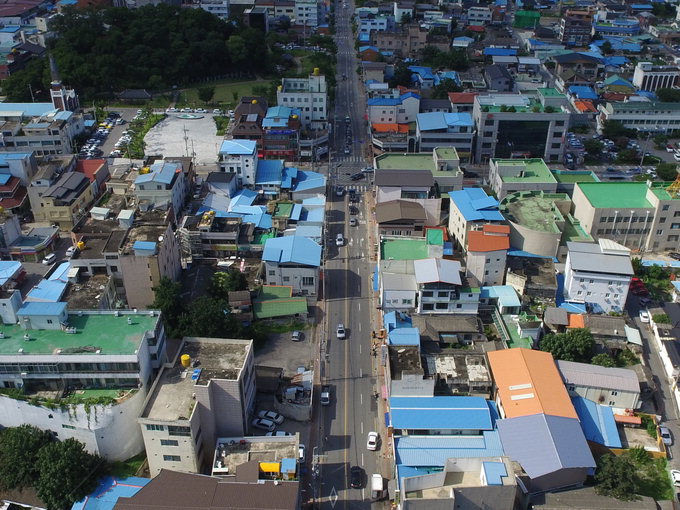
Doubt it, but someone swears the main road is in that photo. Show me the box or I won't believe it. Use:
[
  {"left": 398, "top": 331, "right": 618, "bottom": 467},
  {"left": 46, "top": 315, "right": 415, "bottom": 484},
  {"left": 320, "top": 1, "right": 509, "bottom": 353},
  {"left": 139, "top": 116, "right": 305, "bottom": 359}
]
[{"left": 315, "top": 0, "right": 383, "bottom": 508}]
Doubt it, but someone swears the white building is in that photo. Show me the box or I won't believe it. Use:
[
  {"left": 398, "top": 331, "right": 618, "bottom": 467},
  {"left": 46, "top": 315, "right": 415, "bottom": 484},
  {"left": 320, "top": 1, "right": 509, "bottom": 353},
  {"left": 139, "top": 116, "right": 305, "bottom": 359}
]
[
  {"left": 367, "top": 92, "right": 420, "bottom": 124},
  {"left": 379, "top": 260, "right": 418, "bottom": 311},
  {"left": 465, "top": 224, "right": 510, "bottom": 286},
  {"left": 556, "top": 360, "right": 641, "bottom": 410},
  {"left": 218, "top": 139, "right": 258, "bottom": 187},
  {"left": 199, "top": 0, "right": 229, "bottom": 19},
  {"left": 414, "top": 258, "right": 480, "bottom": 314},
  {"left": 416, "top": 112, "right": 475, "bottom": 159},
  {"left": 632, "top": 62, "right": 679, "bottom": 92},
  {"left": 448, "top": 188, "right": 505, "bottom": 249},
  {"left": 140, "top": 337, "right": 256, "bottom": 477},
  {"left": 360, "top": 15, "right": 389, "bottom": 34},
  {"left": 393, "top": 1, "right": 413, "bottom": 22},
  {"left": 597, "top": 101, "right": 680, "bottom": 134},
  {"left": 262, "top": 235, "right": 321, "bottom": 298},
  {"left": 277, "top": 72, "right": 328, "bottom": 131},
  {"left": 294, "top": 0, "right": 320, "bottom": 29},
  {"left": 133, "top": 161, "right": 188, "bottom": 221},
  {"left": 467, "top": 5, "right": 492, "bottom": 24},
  {"left": 563, "top": 239, "right": 634, "bottom": 313}
]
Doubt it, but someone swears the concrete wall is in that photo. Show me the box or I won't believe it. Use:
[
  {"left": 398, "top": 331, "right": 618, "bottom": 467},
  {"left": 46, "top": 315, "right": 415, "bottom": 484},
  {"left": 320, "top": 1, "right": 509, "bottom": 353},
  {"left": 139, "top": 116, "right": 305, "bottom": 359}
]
[
  {"left": 466, "top": 249, "right": 506, "bottom": 286},
  {"left": 381, "top": 288, "right": 416, "bottom": 311},
  {"left": 567, "top": 385, "right": 639, "bottom": 409},
  {"left": 507, "top": 218, "right": 561, "bottom": 258},
  {"left": 264, "top": 262, "right": 319, "bottom": 297}
]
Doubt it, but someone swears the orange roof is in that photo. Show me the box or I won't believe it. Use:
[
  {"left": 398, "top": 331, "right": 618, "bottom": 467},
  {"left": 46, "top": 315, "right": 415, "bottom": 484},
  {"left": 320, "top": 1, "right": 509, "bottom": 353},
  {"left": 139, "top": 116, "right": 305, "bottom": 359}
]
[
  {"left": 567, "top": 314, "right": 585, "bottom": 329},
  {"left": 467, "top": 227, "right": 510, "bottom": 252},
  {"left": 483, "top": 224, "right": 510, "bottom": 234},
  {"left": 448, "top": 92, "right": 478, "bottom": 104},
  {"left": 487, "top": 348, "right": 578, "bottom": 420},
  {"left": 574, "top": 100, "right": 597, "bottom": 113},
  {"left": 371, "top": 123, "right": 409, "bottom": 133},
  {"left": 613, "top": 414, "right": 642, "bottom": 425}
]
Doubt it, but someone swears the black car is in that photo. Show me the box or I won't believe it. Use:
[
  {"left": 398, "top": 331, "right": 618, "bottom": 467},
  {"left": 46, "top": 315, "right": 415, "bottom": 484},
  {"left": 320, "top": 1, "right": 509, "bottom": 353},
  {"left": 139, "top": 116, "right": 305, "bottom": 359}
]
[
  {"left": 350, "top": 466, "right": 364, "bottom": 489},
  {"left": 670, "top": 252, "right": 680, "bottom": 261},
  {"left": 349, "top": 205, "right": 359, "bottom": 215},
  {"left": 350, "top": 172, "right": 365, "bottom": 181},
  {"left": 463, "top": 170, "right": 479, "bottom": 178}
]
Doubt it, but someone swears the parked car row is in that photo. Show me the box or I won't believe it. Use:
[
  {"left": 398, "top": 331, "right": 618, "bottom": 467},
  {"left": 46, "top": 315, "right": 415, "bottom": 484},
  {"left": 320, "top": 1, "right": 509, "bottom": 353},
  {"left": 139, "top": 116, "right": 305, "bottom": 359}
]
[
  {"left": 167, "top": 107, "right": 223, "bottom": 115},
  {"left": 80, "top": 112, "right": 122, "bottom": 159}
]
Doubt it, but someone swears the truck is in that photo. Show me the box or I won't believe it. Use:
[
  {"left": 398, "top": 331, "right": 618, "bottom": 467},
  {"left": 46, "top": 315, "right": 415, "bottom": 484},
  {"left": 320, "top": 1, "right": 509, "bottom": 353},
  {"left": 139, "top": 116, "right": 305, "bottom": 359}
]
[{"left": 371, "top": 474, "right": 385, "bottom": 500}]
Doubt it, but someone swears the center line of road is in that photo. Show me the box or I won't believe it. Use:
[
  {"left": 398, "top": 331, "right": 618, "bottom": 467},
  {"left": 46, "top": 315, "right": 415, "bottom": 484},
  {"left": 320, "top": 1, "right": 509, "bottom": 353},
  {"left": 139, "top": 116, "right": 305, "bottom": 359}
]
[
  {"left": 358, "top": 322, "right": 362, "bottom": 332},
  {"left": 361, "top": 422, "right": 364, "bottom": 434},
  {"left": 361, "top": 453, "right": 364, "bottom": 466},
  {"left": 360, "top": 368, "right": 363, "bottom": 378}
]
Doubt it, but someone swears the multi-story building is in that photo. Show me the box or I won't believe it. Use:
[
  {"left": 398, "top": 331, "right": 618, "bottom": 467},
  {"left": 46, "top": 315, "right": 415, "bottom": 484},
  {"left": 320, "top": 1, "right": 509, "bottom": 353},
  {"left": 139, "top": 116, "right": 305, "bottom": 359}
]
[
  {"left": 593, "top": 17, "right": 640, "bottom": 37},
  {"left": 0, "top": 305, "right": 165, "bottom": 461},
  {"left": 359, "top": 14, "right": 390, "bottom": 34},
  {"left": 597, "top": 101, "right": 680, "bottom": 134},
  {"left": 277, "top": 72, "right": 328, "bottom": 131},
  {"left": 571, "top": 181, "right": 680, "bottom": 252},
  {"left": 373, "top": 24, "right": 428, "bottom": 59},
  {"left": 488, "top": 158, "right": 558, "bottom": 199},
  {"left": 199, "top": 0, "right": 229, "bottom": 19},
  {"left": 262, "top": 235, "right": 321, "bottom": 299},
  {"left": 563, "top": 239, "right": 633, "bottom": 313},
  {"left": 472, "top": 90, "right": 572, "bottom": 164},
  {"left": 140, "top": 337, "right": 256, "bottom": 476},
  {"left": 180, "top": 214, "right": 252, "bottom": 260},
  {"left": 0, "top": 151, "right": 37, "bottom": 185},
  {"left": 632, "top": 62, "right": 680, "bottom": 91},
  {"left": 218, "top": 140, "right": 258, "bottom": 187},
  {"left": 262, "top": 106, "right": 300, "bottom": 161},
  {"left": 559, "top": 10, "right": 593, "bottom": 47},
  {"left": 133, "top": 161, "right": 188, "bottom": 222},
  {"left": 556, "top": 360, "right": 640, "bottom": 410},
  {"left": 551, "top": 53, "right": 603, "bottom": 81},
  {"left": 415, "top": 112, "right": 474, "bottom": 161},
  {"left": 448, "top": 187, "right": 504, "bottom": 249},
  {"left": 466, "top": 4, "right": 492, "bottom": 24},
  {"left": 368, "top": 92, "right": 420, "bottom": 124},
  {"left": 465, "top": 224, "right": 510, "bottom": 286},
  {"left": 294, "top": 0, "right": 320, "bottom": 29},
  {"left": 414, "top": 258, "right": 480, "bottom": 314},
  {"left": 33, "top": 171, "right": 94, "bottom": 230}
]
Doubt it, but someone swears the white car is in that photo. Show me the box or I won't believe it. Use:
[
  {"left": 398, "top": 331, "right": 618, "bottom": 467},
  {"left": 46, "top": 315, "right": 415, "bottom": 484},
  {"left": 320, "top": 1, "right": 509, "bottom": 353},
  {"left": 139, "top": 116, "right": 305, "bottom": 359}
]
[
  {"left": 251, "top": 418, "right": 276, "bottom": 432},
  {"left": 674, "top": 152, "right": 680, "bottom": 162},
  {"left": 336, "top": 324, "right": 346, "bottom": 339},
  {"left": 265, "top": 431, "right": 292, "bottom": 437},
  {"left": 660, "top": 426, "right": 673, "bottom": 445},
  {"left": 298, "top": 444, "right": 306, "bottom": 463},
  {"left": 42, "top": 253, "right": 56, "bottom": 265},
  {"left": 336, "top": 233, "right": 345, "bottom": 246},
  {"left": 212, "top": 108, "right": 222, "bottom": 115},
  {"left": 257, "top": 410, "right": 285, "bottom": 424},
  {"left": 65, "top": 246, "right": 78, "bottom": 257},
  {"left": 671, "top": 469, "right": 680, "bottom": 486},
  {"left": 366, "top": 431, "right": 378, "bottom": 451},
  {"left": 639, "top": 310, "right": 650, "bottom": 323}
]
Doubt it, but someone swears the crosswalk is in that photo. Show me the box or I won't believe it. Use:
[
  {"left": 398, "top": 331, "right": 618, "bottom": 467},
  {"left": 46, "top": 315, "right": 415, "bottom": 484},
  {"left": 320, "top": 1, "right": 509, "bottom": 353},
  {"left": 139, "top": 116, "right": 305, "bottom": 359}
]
[
  {"left": 341, "top": 184, "right": 371, "bottom": 193},
  {"left": 334, "top": 155, "right": 366, "bottom": 164}
]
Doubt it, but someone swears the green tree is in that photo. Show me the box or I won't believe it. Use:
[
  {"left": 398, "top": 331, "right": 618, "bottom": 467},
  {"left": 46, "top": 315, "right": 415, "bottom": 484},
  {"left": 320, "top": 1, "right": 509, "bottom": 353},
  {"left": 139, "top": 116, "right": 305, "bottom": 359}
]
[
  {"left": 656, "top": 163, "right": 678, "bottom": 181},
  {"left": 591, "top": 353, "right": 616, "bottom": 367},
  {"left": 208, "top": 270, "right": 248, "bottom": 299},
  {"left": 2, "top": 57, "right": 50, "bottom": 102},
  {"left": 178, "top": 297, "right": 239, "bottom": 338},
  {"left": 36, "top": 439, "right": 104, "bottom": 510},
  {"left": 584, "top": 138, "right": 604, "bottom": 156},
  {"left": 400, "top": 12, "right": 412, "bottom": 24},
  {"left": 232, "top": 90, "right": 238, "bottom": 103},
  {"left": 197, "top": 85, "right": 215, "bottom": 104},
  {"left": 652, "top": 313, "right": 671, "bottom": 324},
  {"left": 594, "top": 453, "right": 639, "bottom": 501},
  {"left": 0, "top": 425, "right": 52, "bottom": 490},
  {"left": 226, "top": 35, "right": 248, "bottom": 65},
  {"left": 540, "top": 328, "right": 594, "bottom": 362},
  {"left": 600, "top": 40, "right": 613, "bottom": 55},
  {"left": 151, "top": 277, "right": 184, "bottom": 336},
  {"left": 656, "top": 88, "right": 680, "bottom": 102},
  {"left": 388, "top": 62, "right": 413, "bottom": 88},
  {"left": 430, "top": 78, "right": 462, "bottom": 99},
  {"left": 602, "top": 119, "right": 636, "bottom": 139}
]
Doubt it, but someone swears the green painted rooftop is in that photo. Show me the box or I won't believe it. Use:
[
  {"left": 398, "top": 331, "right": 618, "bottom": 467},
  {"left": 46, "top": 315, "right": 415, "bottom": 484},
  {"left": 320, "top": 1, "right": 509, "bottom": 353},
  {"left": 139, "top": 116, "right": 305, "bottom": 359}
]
[
  {"left": 0, "top": 313, "right": 158, "bottom": 356},
  {"left": 577, "top": 181, "right": 677, "bottom": 209},
  {"left": 501, "top": 191, "right": 567, "bottom": 233},
  {"left": 381, "top": 238, "right": 429, "bottom": 260},
  {"left": 563, "top": 216, "right": 593, "bottom": 243},
  {"left": 494, "top": 158, "right": 557, "bottom": 183},
  {"left": 426, "top": 228, "right": 444, "bottom": 245},
  {"left": 253, "top": 297, "right": 307, "bottom": 319},
  {"left": 538, "top": 88, "right": 564, "bottom": 97},
  {"left": 552, "top": 171, "right": 598, "bottom": 183},
  {"left": 375, "top": 153, "right": 461, "bottom": 177},
  {"left": 259, "top": 285, "right": 293, "bottom": 299},
  {"left": 502, "top": 314, "right": 534, "bottom": 349},
  {"left": 253, "top": 231, "right": 276, "bottom": 245},
  {"left": 273, "top": 203, "right": 293, "bottom": 218},
  {"left": 434, "top": 147, "right": 459, "bottom": 160}
]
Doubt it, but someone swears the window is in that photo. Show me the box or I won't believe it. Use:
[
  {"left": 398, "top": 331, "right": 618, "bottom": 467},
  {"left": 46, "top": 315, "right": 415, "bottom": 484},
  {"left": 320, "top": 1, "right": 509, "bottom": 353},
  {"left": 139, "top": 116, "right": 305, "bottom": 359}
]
[
  {"left": 435, "top": 303, "right": 448, "bottom": 310},
  {"left": 660, "top": 217, "right": 667, "bottom": 223},
  {"left": 302, "top": 276, "right": 314, "bottom": 286},
  {"left": 422, "top": 291, "right": 433, "bottom": 297},
  {"left": 161, "top": 439, "right": 179, "bottom": 446},
  {"left": 146, "top": 424, "right": 164, "bottom": 431},
  {"left": 401, "top": 299, "right": 412, "bottom": 305},
  {"left": 484, "top": 119, "right": 494, "bottom": 126},
  {"left": 62, "top": 424, "right": 76, "bottom": 430},
  {"left": 551, "top": 143, "right": 561, "bottom": 149},
  {"left": 163, "top": 455, "right": 181, "bottom": 462},
  {"left": 577, "top": 291, "right": 583, "bottom": 296},
  {"left": 168, "top": 426, "right": 191, "bottom": 437},
  {"left": 283, "top": 276, "right": 290, "bottom": 282},
  {"left": 663, "top": 205, "right": 670, "bottom": 211},
  {"left": 611, "top": 391, "right": 618, "bottom": 396},
  {"left": 437, "top": 291, "right": 448, "bottom": 298},
  {"left": 46, "top": 319, "right": 53, "bottom": 324},
  {"left": 422, "top": 303, "right": 434, "bottom": 310},
  {"left": 269, "top": 270, "right": 275, "bottom": 276},
  {"left": 672, "top": 223, "right": 680, "bottom": 230},
  {"left": 657, "top": 229, "right": 664, "bottom": 235}
]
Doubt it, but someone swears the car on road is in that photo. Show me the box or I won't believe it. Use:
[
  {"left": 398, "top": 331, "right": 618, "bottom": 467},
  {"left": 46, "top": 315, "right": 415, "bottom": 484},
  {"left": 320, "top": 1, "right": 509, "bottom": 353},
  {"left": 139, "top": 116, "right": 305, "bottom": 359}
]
[
  {"left": 674, "top": 152, "right": 680, "bottom": 162},
  {"left": 336, "top": 324, "right": 346, "bottom": 339},
  {"left": 361, "top": 167, "right": 374, "bottom": 174},
  {"left": 350, "top": 172, "right": 365, "bottom": 181},
  {"left": 335, "top": 185, "right": 344, "bottom": 197},
  {"left": 320, "top": 385, "right": 331, "bottom": 405},
  {"left": 42, "top": 253, "right": 57, "bottom": 265},
  {"left": 257, "top": 410, "right": 284, "bottom": 424},
  {"left": 671, "top": 469, "right": 680, "bottom": 486},
  {"left": 212, "top": 109, "right": 222, "bottom": 115},
  {"left": 166, "top": 107, "right": 178, "bottom": 113},
  {"left": 660, "top": 426, "right": 673, "bottom": 445},
  {"left": 65, "top": 246, "right": 78, "bottom": 258},
  {"left": 195, "top": 108, "right": 207, "bottom": 113},
  {"left": 350, "top": 466, "right": 364, "bottom": 488},
  {"left": 344, "top": 147, "right": 351, "bottom": 154},
  {"left": 336, "top": 233, "right": 345, "bottom": 246},
  {"left": 367, "top": 431, "right": 379, "bottom": 450},
  {"left": 251, "top": 418, "right": 276, "bottom": 432},
  {"left": 349, "top": 205, "right": 359, "bottom": 215},
  {"left": 298, "top": 444, "right": 306, "bottom": 463},
  {"left": 349, "top": 218, "right": 358, "bottom": 227},
  {"left": 639, "top": 310, "right": 650, "bottom": 323},
  {"left": 291, "top": 330, "right": 303, "bottom": 342}
]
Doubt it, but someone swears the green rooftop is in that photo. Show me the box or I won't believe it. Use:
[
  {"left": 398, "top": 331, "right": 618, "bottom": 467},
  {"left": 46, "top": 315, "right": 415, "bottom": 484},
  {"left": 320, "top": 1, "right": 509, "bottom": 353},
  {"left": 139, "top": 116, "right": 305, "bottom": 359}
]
[
  {"left": 493, "top": 158, "right": 557, "bottom": 183},
  {"left": 253, "top": 297, "right": 307, "bottom": 319},
  {"left": 562, "top": 215, "right": 594, "bottom": 243},
  {"left": 253, "top": 231, "right": 276, "bottom": 245},
  {"left": 552, "top": 170, "right": 599, "bottom": 183},
  {"left": 500, "top": 191, "right": 569, "bottom": 233},
  {"left": 273, "top": 202, "right": 293, "bottom": 218},
  {"left": 538, "top": 87, "right": 563, "bottom": 97},
  {"left": 375, "top": 152, "right": 461, "bottom": 178},
  {"left": 502, "top": 315, "right": 534, "bottom": 349},
  {"left": 575, "top": 182, "right": 678, "bottom": 209},
  {"left": 434, "top": 147, "right": 459, "bottom": 160},
  {"left": 0, "top": 313, "right": 158, "bottom": 356},
  {"left": 258, "top": 285, "right": 293, "bottom": 299},
  {"left": 426, "top": 228, "right": 444, "bottom": 245},
  {"left": 381, "top": 238, "right": 429, "bottom": 261}
]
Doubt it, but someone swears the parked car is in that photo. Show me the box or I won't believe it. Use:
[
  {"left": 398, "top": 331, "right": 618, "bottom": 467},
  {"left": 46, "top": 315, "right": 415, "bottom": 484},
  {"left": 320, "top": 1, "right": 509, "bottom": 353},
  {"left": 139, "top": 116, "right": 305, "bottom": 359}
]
[
  {"left": 195, "top": 108, "right": 207, "bottom": 113},
  {"left": 350, "top": 466, "right": 364, "bottom": 489},
  {"left": 639, "top": 310, "right": 650, "bottom": 323},
  {"left": 366, "top": 431, "right": 379, "bottom": 451},
  {"left": 291, "top": 330, "right": 303, "bottom": 342},
  {"left": 65, "top": 246, "right": 78, "bottom": 257},
  {"left": 251, "top": 418, "right": 276, "bottom": 432},
  {"left": 349, "top": 218, "right": 358, "bottom": 227},
  {"left": 42, "top": 253, "right": 57, "bottom": 265},
  {"left": 257, "top": 410, "right": 284, "bottom": 424},
  {"left": 349, "top": 205, "right": 359, "bottom": 215},
  {"left": 660, "top": 426, "right": 673, "bottom": 446},
  {"left": 350, "top": 172, "right": 365, "bottom": 181},
  {"left": 671, "top": 469, "right": 680, "bottom": 486},
  {"left": 298, "top": 444, "right": 306, "bottom": 463},
  {"left": 336, "top": 233, "right": 345, "bottom": 246},
  {"left": 212, "top": 109, "right": 222, "bottom": 115},
  {"left": 265, "top": 431, "right": 292, "bottom": 437},
  {"left": 320, "top": 385, "right": 331, "bottom": 406},
  {"left": 335, "top": 185, "right": 344, "bottom": 197},
  {"left": 669, "top": 252, "right": 680, "bottom": 260},
  {"left": 336, "top": 324, "right": 346, "bottom": 339}
]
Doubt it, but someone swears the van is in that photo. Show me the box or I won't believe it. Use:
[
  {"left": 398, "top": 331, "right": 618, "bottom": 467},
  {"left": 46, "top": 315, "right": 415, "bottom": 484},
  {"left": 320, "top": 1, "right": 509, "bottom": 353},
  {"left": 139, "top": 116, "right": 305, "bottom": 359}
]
[
  {"left": 42, "top": 253, "right": 57, "bottom": 265},
  {"left": 371, "top": 474, "right": 385, "bottom": 500}
]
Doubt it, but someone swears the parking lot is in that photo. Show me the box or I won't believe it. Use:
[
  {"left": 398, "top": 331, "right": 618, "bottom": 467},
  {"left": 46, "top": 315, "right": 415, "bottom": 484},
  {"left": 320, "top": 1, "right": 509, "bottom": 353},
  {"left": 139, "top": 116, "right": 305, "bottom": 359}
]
[{"left": 144, "top": 113, "right": 223, "bottom": 165}]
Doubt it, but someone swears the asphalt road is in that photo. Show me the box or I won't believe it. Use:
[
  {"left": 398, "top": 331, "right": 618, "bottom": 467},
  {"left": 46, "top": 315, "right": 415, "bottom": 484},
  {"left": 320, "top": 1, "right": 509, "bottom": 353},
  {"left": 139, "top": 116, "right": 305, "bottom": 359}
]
[{"left": 314, "top": 1, "right": 382, "bottom": 507}]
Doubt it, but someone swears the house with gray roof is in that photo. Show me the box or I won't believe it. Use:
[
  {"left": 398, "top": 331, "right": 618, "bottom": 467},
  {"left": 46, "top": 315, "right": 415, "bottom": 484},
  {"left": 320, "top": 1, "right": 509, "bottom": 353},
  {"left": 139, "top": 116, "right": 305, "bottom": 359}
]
[
  {"left": 376, "top": 199, "right": 427, "bottom": 237},
  {"left": 32, "top": 171, "right": 94, "bottom": 230}
]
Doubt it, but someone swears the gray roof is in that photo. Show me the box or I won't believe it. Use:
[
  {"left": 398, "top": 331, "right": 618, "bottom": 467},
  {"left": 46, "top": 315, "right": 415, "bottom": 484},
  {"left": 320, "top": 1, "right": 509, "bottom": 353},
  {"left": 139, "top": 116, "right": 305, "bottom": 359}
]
[
  {"left": 43, "top": 172, "right": 89, "bottom": 203},
  {"left": 411, "top": 314, "right": 481, "bottom": 341},
  {"left": 543, "top": 307, "right": 568, "bottom": 326},
  {"left": 556, "top": 360, "right": 640, "bottom": 393},
  {"left": 419, "top": 98, "right": 452, "bottom": 111},
  {"left": 207, "top": 172, "right": 236, "bottom": 183},
  {"left": 497, "top": 414, "right": 595, "bottom": 479},
  {"left": 382, "top": 272, "right": 417, "bottom": 291},
  {"left": 485, "top": 64, "right": 513, "bottom": 81},
  {"left": 532, "top": 486, "right": 660, "bottom": 510},
  {"left": 375, "top": 169, "right": 434, "bottom": 187},
  {"left": 583, "top": 314, "right": 626, "bottom": 338},
  {"left": 376, "top": 200, "right": 426, "bottom": 223},
  {"left": 566, "top": 241, "right": 634, "bottom": 276}
]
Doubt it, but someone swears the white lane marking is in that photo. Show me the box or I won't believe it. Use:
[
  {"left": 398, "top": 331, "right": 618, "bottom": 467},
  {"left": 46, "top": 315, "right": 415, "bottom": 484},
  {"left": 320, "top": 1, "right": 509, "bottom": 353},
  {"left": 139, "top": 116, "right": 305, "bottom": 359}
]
[
  {"left": 358, "top": 322, "right": 362, "bottom": 332},
  {"left": 359, "top": 343, "right": 362, "bottom": 354},
  {"left": 361, "top": 421, "right": 364, "bottom": 434},
  {"left": 361, "top": 489, "right": 365, "bottom": 500},
  {"left": 360, "top": 393, "right": 363, "bottom": 405},
  {"left": 358, "top": 303, "right": 361, "bottom": 311},
  {"left": 361, "top": 453, "right": 364, "bottom": 466}
]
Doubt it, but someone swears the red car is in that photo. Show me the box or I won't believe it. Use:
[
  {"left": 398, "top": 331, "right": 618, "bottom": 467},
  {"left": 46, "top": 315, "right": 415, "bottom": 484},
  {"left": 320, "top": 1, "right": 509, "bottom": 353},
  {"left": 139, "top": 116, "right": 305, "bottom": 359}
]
[{"left": 630, "top": 277, "right": 649, "bottom": 296}]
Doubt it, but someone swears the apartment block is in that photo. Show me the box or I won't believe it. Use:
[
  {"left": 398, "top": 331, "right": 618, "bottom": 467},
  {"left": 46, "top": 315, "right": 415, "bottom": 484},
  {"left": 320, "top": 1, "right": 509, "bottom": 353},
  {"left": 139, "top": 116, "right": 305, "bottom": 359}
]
[
  {"left": 632, "top": 62, "right": 680, "bottom": 91},
  {"left": 559, "top": 10, "right": 593, "bottom": 47},
  {"left": 416, "top": 112, "right": 474, "bottom": 161},
  {"left": 465, "top": 224, "right": 510, "bottom": 286},
  {"left": 597, "top": 101, "right": 680, "bottom": 134},
  {"left": 32, "top": 172, "right": 94, "bottom": 230},
  {"left": 277, "top": 72, "right": 328, "bottom": 131},
  {"left": 448, "top": 187, "right": 504, "bottom": 249},
  {"left": 218, "top": 139, "right": 258, "bottom": 186},
  {"left": 133, "top": 161, "right": 188, "bottom": 222}
]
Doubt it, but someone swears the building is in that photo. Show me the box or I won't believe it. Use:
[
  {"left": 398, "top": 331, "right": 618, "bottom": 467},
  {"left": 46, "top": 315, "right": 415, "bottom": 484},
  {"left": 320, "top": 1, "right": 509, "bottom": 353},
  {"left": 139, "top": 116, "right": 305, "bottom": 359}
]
[
  {"left": 488, "top": 158, "right": 557, "bottom": 199},
  {"left": 414, "top": 258, "right": 480, "bottom": 314},
  {"left": 262, "top": 106, "right": 300, "bottom": 161},
  {"left": 218, "top": 140, "right": 258, "bottom": 187},
  {"left": 367, "top": 92, "right": 420, "bottom": 125},
  {"left": 199, "top": 0, "right": 229, "bottom": 19},
  {"left": 0, "top": 151, "right": 36, "bottom": 185},
  {"left": 556, "top": 359, "right": 640, "bottom": 410},
  {"left": 294, "top": 0, "right": 320, "bottom": 29},
  {"left": 632, "top": 61, "right": 679, "bottom": 91},
  {"left": 472, "top": 90, "right": 572, "bottom": 163},
  {"left": 0, "top": 306, "right": 165, "bottom": 461},
  {"left": 484, "top": 64, "right": 514, "bottom": 92},
  {"left": 33, "top": 171, "right": 93, "bottom": 230},
  {"left": 597, "top": 101, "right": 680, "bottom": 134},
  {"left": 593, "top": 18, "right": 640, "bottom": 37},
  {"left": 571, "top": 181, "right": 680, "bottom": 252},
  {"left": 465, "top": 224, "right": 510, "bottom": 286},
  {"left": 467, "top": 5, "right": 492, "bottom": 24},
  {"left": 140, "top": 337, "right": 256, "bottom": 477},
  {"left": 415, "top": 112, "right": 474, "bottom": 160},
  {"left": 133, "top": 161, "right": 187, "bottom": 222},
  {"left": 563, "top": 239, "right": 633, "bottom": 313},
  {"left": 559, "top": 10, "right": 593, "bottom": 47},
  {"left": 276, "top": 72, "right": 328, "bottom": 131},
  {"left": 551, "top": 53, "right": 603, "bottom": 81},
  {"left": 448, "top": 187, "right": 504, "bottom": 249},
  {"left": 262, "top": 235, "right": 321, "bottom": 299},
  {"left": 376, "top": 200, "right": 427, "bottom": 237}
]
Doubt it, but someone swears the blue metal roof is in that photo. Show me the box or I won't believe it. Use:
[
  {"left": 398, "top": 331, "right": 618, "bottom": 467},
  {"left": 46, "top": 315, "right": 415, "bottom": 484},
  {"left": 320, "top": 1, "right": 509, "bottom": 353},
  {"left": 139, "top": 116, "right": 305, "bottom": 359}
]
[
  {"left": 133, "top": 241, "right": 157, "bottom": 253},
  {"left": 0, "top": 152, "right": 31, "bottom": 163},
  {"left": 281, "top": 166, "right": 298, "bottom": 189},
  {"left": 449, "top": 188, "right": 503, "bottom": 222},
  {"left": 0, "top": 103, "right": 56, "bottom": 117},
  {"left": 568, "top": 85, "right": 598, "bottom": 100},
  {"left": 368, "top": 97, "right": 402, "bottom": 107},
  {"left": 135, "top": 162, "right": 179, "bottom": 186},
  {"left": 294, "top": 225, "right": 322, "bottom": 239},
  {"left": 71, "top": 476, "right": 150, "bottom": 510},
  {"left": 219, "top": 139, "right": 257, "bottom": 155},
  {"left": 230, "top": 189, "right": 258, "bottom": 208},
  {"left": 263, "top": 106, "right": 300, "bottom": 128},
  {"left": 0, "top": 260, "right": 21, "bottom": 286},
  {"left": 483, "top": 48, "right": 517, "bottom": 56},
  {"left": 497, "top": 414, "right": 595, "bottom": 479},
  {"left": 290, "top": 204, "right": 302, "bottom": 221},
  {"left": 482, "top": 461, "right": 508, "bottom": 485},
  {"left": 262, "top": 236, "right": 321, "bottom": 266},
  {"left": 49, "top": 262, "right": 71, "bottom": 282},
  {"left": 408, "top": 66, "right": 435, "bottom": 79},
  {"left": 27, "top": 280, "right": 67, "bottom": 302},
  {"left": 572, "top": 397, "right": 622, "bottom": 448},
  {"left": 18, "top": 301, "right": 67, "bottom": 316},
  {"left": 293, "top": 170, "right": 326, "bottom": 192},
  {"left": 388, "top": 327, "right": 420, "bottom": 346},
  {"left": 480, "top": 285, "right": 521, "bottom": 309},
  {"left": 384, "top": 311, "right": 412, "bottom": 331},
  {"left": 417, "top": 112, "right": 473, "bottom": 131},
  {"left": 255, "top": 160, "right": 284, "bottom": 185},
  {"left": 0, "top": 174, "right": 10, "bottom": 185},
  {"left": 390, "top": 396, "right": 493, "bottom": 431},
  {"left": 280, "top": 458, "right": 297, "bottom": 474},
  {"left": 395, "top": 431, "right": 505, "bottom": 466}
]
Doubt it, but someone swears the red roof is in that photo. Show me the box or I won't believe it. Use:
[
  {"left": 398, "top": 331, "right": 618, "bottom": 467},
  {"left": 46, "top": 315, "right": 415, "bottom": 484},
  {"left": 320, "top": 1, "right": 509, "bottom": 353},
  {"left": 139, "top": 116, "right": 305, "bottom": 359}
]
[
  {"left": 448, "top": 92, "right": 478, "bottom": 104},
  {"left": 467, "top": 225, "right": 510, "bottom": 252},
  {"left": 466, "top": 25, "right": 485, "bottom": 32},
  {"left": 574, "top": 99, "right": 597, "bottom": 113},
  {"left": 0, "top": 186, "right": 26, "bottom": 210},
  {"left": 371, "top": 123, "right": 409, "bottom": 133}
]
